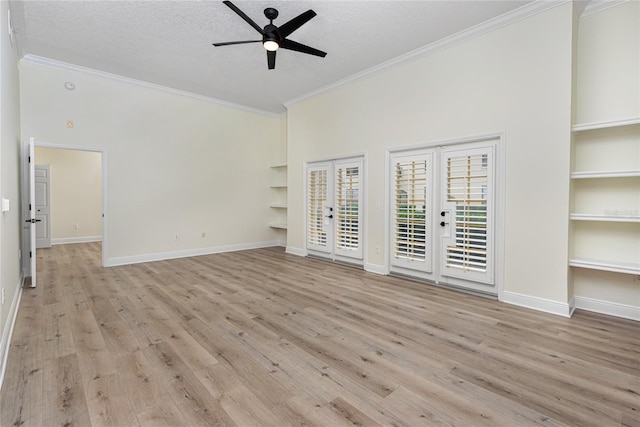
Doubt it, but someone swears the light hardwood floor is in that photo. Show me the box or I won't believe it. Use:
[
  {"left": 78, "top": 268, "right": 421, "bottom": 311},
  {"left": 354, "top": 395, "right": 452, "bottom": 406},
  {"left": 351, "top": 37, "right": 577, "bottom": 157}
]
[{"left": 1, "top": 243, "right": 638, "bottom": 426}]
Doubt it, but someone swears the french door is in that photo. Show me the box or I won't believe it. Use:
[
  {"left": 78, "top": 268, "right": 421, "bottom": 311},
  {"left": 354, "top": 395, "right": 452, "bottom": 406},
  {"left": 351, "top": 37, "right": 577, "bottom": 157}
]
[
  {"left": 306, "top": 157, "right": 364, "bottom": 263},
  {"left": 390, "top": 140, "right": 497, "bottom": 295}
]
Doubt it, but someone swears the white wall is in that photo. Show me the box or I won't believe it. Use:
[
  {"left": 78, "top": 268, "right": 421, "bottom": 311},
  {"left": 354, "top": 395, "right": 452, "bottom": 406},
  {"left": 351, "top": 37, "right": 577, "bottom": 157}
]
[
  {"left": 576, "top": 1, "right": 640, "bottom": 124},
  {"left": 1, "top": 0, "right": 24, "bottom": 384},
  {"left": 34, "top": 147, "right": 102, "bottom": 242},
  {"left": 287, "top": 3, "right": 575, "bottom": 307},
  {"left": 20, "top": 60, "right": 285, "bottom": 265}
]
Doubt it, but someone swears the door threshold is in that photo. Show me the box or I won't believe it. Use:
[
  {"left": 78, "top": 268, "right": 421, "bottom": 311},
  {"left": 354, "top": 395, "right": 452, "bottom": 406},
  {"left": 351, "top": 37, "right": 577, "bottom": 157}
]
[{"left": 389, "top": 272, "right": 497, "bottom": 300}]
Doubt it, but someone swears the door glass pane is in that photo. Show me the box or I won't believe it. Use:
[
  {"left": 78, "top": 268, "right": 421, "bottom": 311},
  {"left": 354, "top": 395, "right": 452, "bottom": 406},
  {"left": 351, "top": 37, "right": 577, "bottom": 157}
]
[
  {"left": 308, "top": 169, "right": 327, "bottom": 247},
  {"left": 336, "top": 166, "right": 359, "bottom": 251},
  {"left": 446, "top": 154, "right": 488, "bottom": 272},
  {"left": 394, "top": 160, "right": 427, "bottom": 261}
]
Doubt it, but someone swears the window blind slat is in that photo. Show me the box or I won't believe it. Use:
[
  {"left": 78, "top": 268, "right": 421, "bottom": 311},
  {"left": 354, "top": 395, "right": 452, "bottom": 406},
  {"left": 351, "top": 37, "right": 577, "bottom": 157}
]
[{"left": 445, "top": 153, "right": 488, "bottom": 272}]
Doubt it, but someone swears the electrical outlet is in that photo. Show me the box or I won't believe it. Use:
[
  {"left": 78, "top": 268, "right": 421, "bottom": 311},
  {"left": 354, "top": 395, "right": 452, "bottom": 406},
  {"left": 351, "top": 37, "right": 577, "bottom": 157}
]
[
  {"left": 175, "top": 234, "right": 179, "bottom": 241},
  {"left": 376, "top": 246, "right": 380, "bottom": 254},
  {"left": 1, "top": 288, "right": 5, "bottom": 305},
  {"left": 201, "top": 232, "right": 206, "bottom": 238}
]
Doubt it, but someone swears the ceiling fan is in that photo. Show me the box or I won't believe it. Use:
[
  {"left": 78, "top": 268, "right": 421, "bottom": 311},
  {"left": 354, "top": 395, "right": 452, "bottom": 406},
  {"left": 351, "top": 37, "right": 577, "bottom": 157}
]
[{"left": 212, "top": 1, "right": 327, "bottom": 70}]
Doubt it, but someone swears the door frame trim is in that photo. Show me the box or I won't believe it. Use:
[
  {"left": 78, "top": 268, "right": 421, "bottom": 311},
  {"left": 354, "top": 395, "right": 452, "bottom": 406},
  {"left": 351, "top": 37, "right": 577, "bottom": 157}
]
[
  {"left": 22, "top": 139, "right": 108, "bottom": 273},
  {"left": 385, "top": 132, "right": 506, "bottom": 301}
]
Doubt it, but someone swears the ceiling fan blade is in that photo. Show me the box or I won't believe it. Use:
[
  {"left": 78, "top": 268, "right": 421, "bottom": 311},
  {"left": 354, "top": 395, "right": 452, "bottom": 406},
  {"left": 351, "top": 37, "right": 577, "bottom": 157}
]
[
  {"left": 280, "top": 39, "right": 327, "bottom": 58},
  {"left": 212, "top": 40, "right": 261, "bottom": 47},
  {"left": 223, "top": 1, "right": 264, "bottom": 35},
  {"left": 278, "top": 10, "right": 317, "bottom": 38},
  {"left": 267, "top": 50, "right": 276, "bottom": 70}
]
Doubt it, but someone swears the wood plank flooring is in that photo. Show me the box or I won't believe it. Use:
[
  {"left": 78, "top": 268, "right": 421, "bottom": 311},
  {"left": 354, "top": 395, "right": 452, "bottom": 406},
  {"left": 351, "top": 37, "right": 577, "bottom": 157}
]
[{"left": 1, "top": 242, "right": 638, "bottom": 426}]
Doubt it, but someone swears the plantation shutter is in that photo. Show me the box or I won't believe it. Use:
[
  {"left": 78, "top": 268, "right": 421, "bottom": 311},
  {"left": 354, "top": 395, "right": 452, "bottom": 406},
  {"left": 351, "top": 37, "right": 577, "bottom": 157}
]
[
  {"left": 441, "top": 146, "right": 494, "bottom": 284},
  {"left": 390, "top": 152, "right": 433, "bottom": 272},
  {"left": 307, "top": 164, "right": 331, "bottom": 252},
  {"left": 335, "top": 159, "right": 363, "bottom": 259}
]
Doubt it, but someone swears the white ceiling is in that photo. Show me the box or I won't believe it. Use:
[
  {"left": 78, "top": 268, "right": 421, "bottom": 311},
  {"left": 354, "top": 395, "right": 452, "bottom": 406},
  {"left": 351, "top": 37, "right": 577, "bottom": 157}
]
[{"left": 10, "top": 0, "right": 571, "bottom": 114}]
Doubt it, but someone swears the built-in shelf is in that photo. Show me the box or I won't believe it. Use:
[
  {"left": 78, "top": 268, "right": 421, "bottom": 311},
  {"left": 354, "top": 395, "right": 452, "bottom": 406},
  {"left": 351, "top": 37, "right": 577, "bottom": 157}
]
[
  {"left": 269, "top": 223, "right": 287, "bottom": 230},
  {"left": 570, "top": 116, "right": 639, "bottom": 281},
  {"left": 571, "top": 170, "right": 640, "bottom": 179},
  {"left": 570, "top": 213, "right": 640, "bottom": 223},
  {"left": 270, "top": 163, "right": 288, "bottom": 231},
  {"left": 569, "top": 257, "right": 640, "bottom": 275},
  {"left": 572, "top": 117, "right": 640, "bottom": 132}
]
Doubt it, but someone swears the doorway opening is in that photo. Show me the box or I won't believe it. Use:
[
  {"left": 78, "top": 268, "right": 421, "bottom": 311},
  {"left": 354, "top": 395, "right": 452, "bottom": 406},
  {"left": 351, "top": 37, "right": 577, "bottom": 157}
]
[
  {"left": 305, "top": 156, "right": 365, "bottom": 266},
  {"left": 387, "top": 135, "right": 505, "bottom": 297},
  {"left": 22, "top": 138, "right": 107, "bottom": 286}
]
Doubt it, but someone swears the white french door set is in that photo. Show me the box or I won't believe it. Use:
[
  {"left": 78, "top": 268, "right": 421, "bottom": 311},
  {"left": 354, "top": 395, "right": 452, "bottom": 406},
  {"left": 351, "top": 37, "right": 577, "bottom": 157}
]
[
  {"left": 389, "top": 138, "right": 501, "bottom": 296},
  {"left": 306, "top": 157, "right": 364, "bottom": 265}
]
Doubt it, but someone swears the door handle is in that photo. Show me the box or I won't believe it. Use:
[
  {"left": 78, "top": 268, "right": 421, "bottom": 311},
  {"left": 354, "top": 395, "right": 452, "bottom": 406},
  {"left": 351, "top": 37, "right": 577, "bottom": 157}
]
[
  {"left": 440, "top": 221, "right": 448, "bottom": 227},
  {"left": 325, "top": 214, "right": 333, "bottom": 219},
  {"left": 25, "top": 219, "right": 42, "bottom": 223}
]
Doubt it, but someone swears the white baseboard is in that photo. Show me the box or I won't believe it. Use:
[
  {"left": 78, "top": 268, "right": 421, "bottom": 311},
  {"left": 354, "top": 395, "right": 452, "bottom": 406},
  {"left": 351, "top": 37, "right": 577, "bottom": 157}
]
[
  {"left": 0, "top": 278, "right": 23, "bottom": 392},
  {"left": 285, "top": 246, "right": 306, "bottom": 257},
  {"left": 364, "top": 263, "right": 387, "bottom": 275},
  {"left": 106, "top": 240, "right": 282, "bottom": 267},
  {"left": 574, "top": 296, "right": 640, "bottom": 321},
  {"left": 501, "top": 291, "right": 573, "bottom": 317},
  {"left": 52, "top": 236, "right": 102, "bottom": 245}
]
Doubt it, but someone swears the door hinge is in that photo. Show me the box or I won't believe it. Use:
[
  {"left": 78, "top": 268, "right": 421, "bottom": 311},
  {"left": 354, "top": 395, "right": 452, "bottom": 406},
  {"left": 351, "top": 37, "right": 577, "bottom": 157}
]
[
  {"left": 30, "top": 251, "right": 32, "bottom": 258},
  {"left": 29, "top": 203, "right": 32, "bottom": 210},
  {"left": 28, "top": 155, "right": 31, "bottom": 163}
]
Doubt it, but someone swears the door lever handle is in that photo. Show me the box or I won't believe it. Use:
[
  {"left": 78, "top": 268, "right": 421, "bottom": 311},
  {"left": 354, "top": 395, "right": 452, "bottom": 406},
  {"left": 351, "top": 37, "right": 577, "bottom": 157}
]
[
  {"left": 440, "top": 221, "right": 448, "bottom": 227},
  {"left": 325, "top": 214, "right": 333, "bottom": 219}
]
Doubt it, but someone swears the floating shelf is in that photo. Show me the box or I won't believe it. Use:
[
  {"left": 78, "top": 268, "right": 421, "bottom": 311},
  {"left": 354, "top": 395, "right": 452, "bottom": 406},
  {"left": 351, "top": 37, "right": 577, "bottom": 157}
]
[
  {"left": 269, "top": 185, "right": 287, "bottom": 189},
  {"left": 270, "top": 204, "right": 287, "bottom": 209},
  {"left": 570, "top": 213, "right": 640, "bottom": 223},
  {"left": 572, "top": 117, "right": 640, "bottom": 132},
  {"left": 269, "top": 223, "right": 287, "bottom": 230},
  {"left": 569, "top": 257, "right": 640, "bottom": 275},
  {"left": 270, "top": 163, "right": 287, "bottom": 168},
  {"left": 571, "top": 170, "right": 640, "bottom": 179}
]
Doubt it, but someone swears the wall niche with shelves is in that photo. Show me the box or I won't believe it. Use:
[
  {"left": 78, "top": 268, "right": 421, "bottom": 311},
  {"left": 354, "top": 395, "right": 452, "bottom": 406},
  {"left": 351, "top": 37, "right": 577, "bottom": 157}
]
[
  {"left": 570, "top": 121, "right": 639, "bottom": 272},
  {"left": 269, "top": 164, "right": 288, "bottom": 231},
  {"left": 570, "top": 120, "right": 640, "bottom": 319}
]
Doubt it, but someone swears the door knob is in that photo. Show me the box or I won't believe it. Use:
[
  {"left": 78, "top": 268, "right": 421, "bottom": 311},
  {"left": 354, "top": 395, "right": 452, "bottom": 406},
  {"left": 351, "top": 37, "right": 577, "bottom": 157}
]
[
  {"left": 441, "top": 211, "right": 446, "bottom": 217},
  {"left": 440, "top": 221, "right": 448, "bottom": 227}
]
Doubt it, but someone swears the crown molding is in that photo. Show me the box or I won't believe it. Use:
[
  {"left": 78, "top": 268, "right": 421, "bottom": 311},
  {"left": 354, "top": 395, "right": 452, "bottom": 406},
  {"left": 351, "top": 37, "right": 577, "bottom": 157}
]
[
  {"left": 581, "top": 0, "right": 628, "bottom": 17},
  {"left": 284, "top": 0, "right": 567, "bottom": 109},
  {"left": 20, "top": 54, "right": 280, "bottom": 117}
]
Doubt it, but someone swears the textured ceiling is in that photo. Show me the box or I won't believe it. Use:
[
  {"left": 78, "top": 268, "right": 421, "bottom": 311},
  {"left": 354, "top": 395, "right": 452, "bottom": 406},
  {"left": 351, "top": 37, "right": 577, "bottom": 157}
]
[{"left": 10, "top": 0, "right": 547, "bottom": 114}]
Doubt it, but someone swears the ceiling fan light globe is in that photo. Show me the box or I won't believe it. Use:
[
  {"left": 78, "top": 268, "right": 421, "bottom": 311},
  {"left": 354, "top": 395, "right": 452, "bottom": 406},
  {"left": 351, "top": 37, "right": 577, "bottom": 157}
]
[{"left": 263, "top": 40, "right": 279, "bottom": 51}]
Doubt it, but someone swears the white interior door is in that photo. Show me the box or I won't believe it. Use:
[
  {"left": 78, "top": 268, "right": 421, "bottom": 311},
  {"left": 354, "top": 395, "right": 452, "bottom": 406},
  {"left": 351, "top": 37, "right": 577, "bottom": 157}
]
[
  {"left": 35, "top": 165, "right": 52, "bottom": 248},
  {"left": 306, "top": 162, "right": 333, "bottom": 255},
  {"left": 389, "top": 140, "right": 497, "bottom": 295},
  {"left": 28, "top": 139, "right": 37, "bottom": 287},
  {"left": 306, "top": 157, "right": 364, "bottom": 263},
  {"left": 440, "top": 145, "right": 494, "bottom": 287},
  {"left": 390, "top": 151, "right": 434, "bottom": 277}
]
